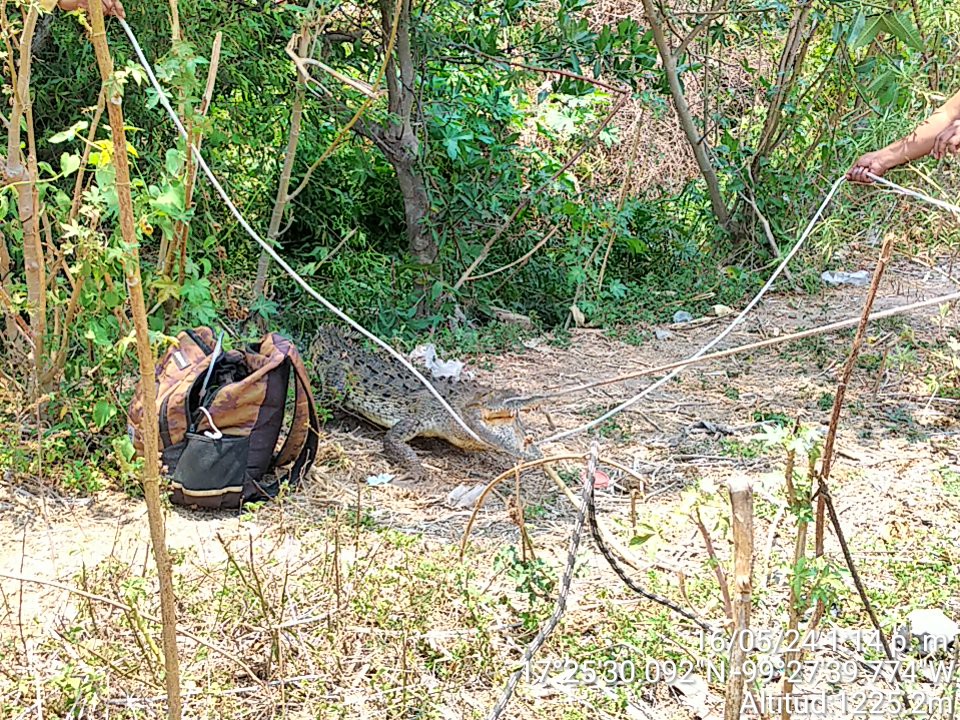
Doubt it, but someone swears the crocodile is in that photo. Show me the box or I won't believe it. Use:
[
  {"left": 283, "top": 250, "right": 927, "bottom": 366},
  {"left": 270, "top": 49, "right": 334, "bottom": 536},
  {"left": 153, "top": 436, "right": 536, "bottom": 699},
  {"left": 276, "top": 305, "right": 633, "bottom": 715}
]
[{"left": 308, "top": 326, "right": 541, "bottom": 478}]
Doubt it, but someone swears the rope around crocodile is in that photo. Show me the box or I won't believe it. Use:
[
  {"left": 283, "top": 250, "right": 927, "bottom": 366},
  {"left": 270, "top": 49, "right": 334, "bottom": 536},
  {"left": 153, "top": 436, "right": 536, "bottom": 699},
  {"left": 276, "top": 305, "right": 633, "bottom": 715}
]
[
  {"left": 537, "top": 171, "right": 960, "bottom": 444},
  {"left": 118, "top": 16, "right": 960, "bottom": 456},
  {"left": 116, "top": 18, "right": 488, "bottom": 448},
  {"left": 111, "top": 16, "right": 960, "bottom": 720}
]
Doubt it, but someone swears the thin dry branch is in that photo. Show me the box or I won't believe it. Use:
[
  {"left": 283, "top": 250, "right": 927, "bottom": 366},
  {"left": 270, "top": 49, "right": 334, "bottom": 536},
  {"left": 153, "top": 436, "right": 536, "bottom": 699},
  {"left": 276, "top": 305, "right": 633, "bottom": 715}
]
[
  {"left": 811, "top": 231, "right": 902, "bottom": 671},
  {"left": 252, "top": 11, "right": 318, "bottom": 306},
  {"left": 454, "top": 92, "right": 629, "bottom": 289},
  {"left": 447, "top": 44, "right": 630, "bottom": 95},
  {"left": 512, "top": 290, "right": 960, "bottom": 404},
  {"left": 87, "top": 3, "right": 182, "bottom": 717},
  {"left": 163, "top": 31, "right": 222, "bottom": 293},
  {"left": 0, "top": 572, "right": 262, "bottom": 684},
  {"left": 462, "top": 223, "right": 562, "bottom": 282}
]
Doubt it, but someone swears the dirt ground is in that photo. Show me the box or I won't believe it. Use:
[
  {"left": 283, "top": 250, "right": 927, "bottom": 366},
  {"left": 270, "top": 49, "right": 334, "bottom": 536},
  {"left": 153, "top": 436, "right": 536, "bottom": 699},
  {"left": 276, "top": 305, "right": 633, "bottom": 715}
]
[{"left": 3, "top": 254, "right": 960, "bottom": 719}]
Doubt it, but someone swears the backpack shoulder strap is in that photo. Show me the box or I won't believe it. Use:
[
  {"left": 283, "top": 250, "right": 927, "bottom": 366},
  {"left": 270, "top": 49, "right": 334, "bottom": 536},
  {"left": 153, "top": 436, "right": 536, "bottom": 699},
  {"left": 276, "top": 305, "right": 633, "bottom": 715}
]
[{"left": 269, "top": 335, "right": 321, "bottom": 486}]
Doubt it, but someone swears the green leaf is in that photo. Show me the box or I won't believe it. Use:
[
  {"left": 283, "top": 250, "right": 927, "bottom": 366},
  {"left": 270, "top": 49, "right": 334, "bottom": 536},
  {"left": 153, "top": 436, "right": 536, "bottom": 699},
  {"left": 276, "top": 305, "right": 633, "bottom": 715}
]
[
  {"left": 848, "top": 14, "right": 883, "bottom": 50},
  {"left": 93, "top": 401, "right": 118, "bottom": 430},
  {"left": 629, "top": 532, "right": 654, "bottom": 546},
  {"left": 60, "top": 153, "right": 82, "bottom": 177},
  {"left": 880, "top": 12, "right": 924, "bottom": 51},
  {"left": 49, "top": 121, "right": 89, "bottom": 144},
  {"left": 151, "top": 184, "right": 186, "bottom": 216},
  {"left": 165, "top": 148, "right": 184, "bottom": 177},
  {"left": 112, "top": 435, "right": 136, "bottom": 465}
]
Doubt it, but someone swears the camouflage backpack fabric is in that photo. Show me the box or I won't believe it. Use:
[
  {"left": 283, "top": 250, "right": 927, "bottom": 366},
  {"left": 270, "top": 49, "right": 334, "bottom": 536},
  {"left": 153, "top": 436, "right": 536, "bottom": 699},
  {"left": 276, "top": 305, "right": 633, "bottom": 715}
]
[{"left": 128, "top": 327, "right": 320, "bottom": 509}]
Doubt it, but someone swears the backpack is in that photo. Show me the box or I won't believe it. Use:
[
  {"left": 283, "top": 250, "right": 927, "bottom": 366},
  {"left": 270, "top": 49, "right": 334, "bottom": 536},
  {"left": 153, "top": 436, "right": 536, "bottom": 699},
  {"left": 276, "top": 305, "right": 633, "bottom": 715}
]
[{"left": 127, "top": 327, "right": 320, "bottom": 510}]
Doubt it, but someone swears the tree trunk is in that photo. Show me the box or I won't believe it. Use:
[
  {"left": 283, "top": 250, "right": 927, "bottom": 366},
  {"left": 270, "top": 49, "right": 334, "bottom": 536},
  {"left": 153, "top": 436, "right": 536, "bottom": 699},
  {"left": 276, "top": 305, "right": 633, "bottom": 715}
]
[
  {"left": 86, "top": 4, "right": 183, "bottom": 717},
  {"left": 4, "top": 6, "right": 46, "bottom": 394},
  {"left": 640, "top": 0, "right": 729, "bottom": 227},
  {"left": 379, "top": 0, "right": 438, "bottom": 265},
  {"left": 751, "top": 0, "right": 815, "bottom": 175},
  {"left": 394, "top": 151, "right": 435, "bottom": 265}
]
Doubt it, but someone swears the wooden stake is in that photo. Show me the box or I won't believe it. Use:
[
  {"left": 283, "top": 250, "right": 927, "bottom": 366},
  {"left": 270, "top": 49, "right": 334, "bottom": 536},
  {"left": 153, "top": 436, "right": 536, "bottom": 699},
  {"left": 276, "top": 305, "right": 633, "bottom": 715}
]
[
  {"left": 724, "top": 477, "right": 754, "bottom": 720},
  {"left": 85, "top": 4, "right": 182, "bottom": 718}
]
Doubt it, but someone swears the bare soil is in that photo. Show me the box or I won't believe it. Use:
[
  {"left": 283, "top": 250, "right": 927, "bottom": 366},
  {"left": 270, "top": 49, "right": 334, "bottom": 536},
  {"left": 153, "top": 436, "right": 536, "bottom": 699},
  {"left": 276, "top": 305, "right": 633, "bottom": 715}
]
[{"left": 3, "top": 255, "right": 960, "bottom": 719}]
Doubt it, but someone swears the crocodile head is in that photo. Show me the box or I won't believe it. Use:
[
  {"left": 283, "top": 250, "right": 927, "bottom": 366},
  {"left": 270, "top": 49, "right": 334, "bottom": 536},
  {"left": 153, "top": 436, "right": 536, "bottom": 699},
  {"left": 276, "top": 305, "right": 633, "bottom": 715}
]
[{"left": 456, "top": 388, "right": 542, "bottom": 460}]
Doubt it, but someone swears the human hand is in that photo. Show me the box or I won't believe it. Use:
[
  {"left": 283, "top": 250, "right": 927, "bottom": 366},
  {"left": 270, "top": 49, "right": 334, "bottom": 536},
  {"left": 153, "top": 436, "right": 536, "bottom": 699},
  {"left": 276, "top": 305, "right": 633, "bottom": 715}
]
[
  {"left": 846, "top": 150, "right": 892, "bottom": 184},
  {"left": 58, "top": 0, "right": 126, "bottom": 19},
  {"left": 932, "top": 119, "right": 960, "bottom": 160}
]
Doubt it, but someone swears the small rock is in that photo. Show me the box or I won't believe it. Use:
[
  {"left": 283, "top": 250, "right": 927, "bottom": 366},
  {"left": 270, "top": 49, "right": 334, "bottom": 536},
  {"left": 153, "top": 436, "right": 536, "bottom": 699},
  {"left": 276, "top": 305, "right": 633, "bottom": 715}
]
[
  {"left": 673, "top": 310, "right": 694, "bottom": 323},
  {"left": 492, "top": 306, "right": 535, "bottom": 331},
  {"left": 654, "top": 329, "right": 674, "bottom": 341},
  {"left": 822, "top": 270, "right": 871, "bottom": 287},
  {"left": 712, "top": 304, "right": 734, "bottom": 317}
]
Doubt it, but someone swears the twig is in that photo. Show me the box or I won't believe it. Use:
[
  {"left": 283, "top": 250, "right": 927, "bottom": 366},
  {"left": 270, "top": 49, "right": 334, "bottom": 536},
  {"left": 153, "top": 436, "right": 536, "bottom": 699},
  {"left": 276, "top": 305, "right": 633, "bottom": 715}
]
[
  {"left": 462, "top": 223, "right": 561, "bottom": 282},
  {"left": 512, "top": 289, "right": 960, "bottom": 404},
  {"left": 723, "top": 477, "right": 753, "bottom": 720},
  {"left": 447, "top": 44, "right": 630, "bottom": 95},
  {"left": 459, "top": 454, "right": 586, "bottom": 557},
  {"left": 811, "top": 230, "right": 906, "bottom": 688},
  {"left": 693, "top": 507, "right": 732, "bottom": 620},
  {"left": 542, "top": 463, "right": 645, "bottom": 574},
  {"left": 0, "top": 572, "right": 263, "bottom": 685},
  {"left": 295, "top": 57, "right": 381, "bottom": 99},
  {"left": 314, "top": 228, "right": 356, "bottom": 268},
  {"left": 596, "top": 119, "right": 642, "bottom": 291},
  {"left": 252, "top": 10, "right": 318, "bottom": 310}
]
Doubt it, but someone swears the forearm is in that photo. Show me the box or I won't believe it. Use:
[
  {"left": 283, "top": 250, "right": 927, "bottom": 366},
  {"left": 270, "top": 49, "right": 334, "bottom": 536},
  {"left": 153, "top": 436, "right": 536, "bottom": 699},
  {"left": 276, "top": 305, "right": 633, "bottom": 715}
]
[{"left": 880, "top": 90, "right": 960, "bottom": 167}]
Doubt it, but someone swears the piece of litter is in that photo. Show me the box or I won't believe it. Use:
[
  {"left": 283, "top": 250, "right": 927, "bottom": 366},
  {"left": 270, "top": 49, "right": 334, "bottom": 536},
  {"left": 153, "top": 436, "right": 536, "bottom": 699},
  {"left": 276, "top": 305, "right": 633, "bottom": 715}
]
[
  {"left": 654, "top": 329, "right": 673, "bottom": 340},
  {"left": 672, "top": 310, "right": 693, "bottom": 323},
  {"left": 446, "top": 483, "right": 486, "bottom": 509},
  {"left": 366, "top": 473, "right": 395, "bottom": 486},
  {"left": 409, "top": 343, "right": 466, "bottom": 379},
  {"left": 821, "top": 270, "right": 870, "bottom": 287},
  {"left": 580, "top": 467, "right": 611, "bottom": 489},
  {"left": 901, "top": 608, "right": 960, "bottom": 657},
  {"left": 668, "top": 673, "right": 717, "bottom": 719}
]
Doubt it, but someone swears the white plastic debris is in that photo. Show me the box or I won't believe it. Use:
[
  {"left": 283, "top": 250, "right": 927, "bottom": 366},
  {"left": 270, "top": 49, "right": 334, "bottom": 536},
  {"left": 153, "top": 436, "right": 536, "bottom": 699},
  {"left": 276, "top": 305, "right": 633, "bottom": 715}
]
[
  {"left": 902, "top": 608, "right": 960, "bottom": 656},
  {"left": 409, "top": 344, "right": 466, "bottom": 380},
  {"left": 446, "top": 483, "right": 486, "bottom": 509},
  {"left": 821, "top": 270, "right": 871, "bottom": 287},
  {"left": 365, "top": 473, "right": 395, "bottom": 486}
]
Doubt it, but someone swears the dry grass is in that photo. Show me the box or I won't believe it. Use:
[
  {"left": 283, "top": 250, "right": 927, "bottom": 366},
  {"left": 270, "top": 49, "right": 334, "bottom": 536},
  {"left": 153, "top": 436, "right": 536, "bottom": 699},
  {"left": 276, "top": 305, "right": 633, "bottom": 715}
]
[{"left": 4, "top": 254, "right": 960, "bottom": 718}]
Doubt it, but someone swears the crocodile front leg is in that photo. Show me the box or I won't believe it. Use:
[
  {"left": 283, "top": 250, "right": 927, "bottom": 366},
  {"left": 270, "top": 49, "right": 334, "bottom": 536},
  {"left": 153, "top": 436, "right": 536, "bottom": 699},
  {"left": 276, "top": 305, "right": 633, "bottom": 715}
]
[{"left": 383, "top": 418, "right": 427, "bottom": 480}]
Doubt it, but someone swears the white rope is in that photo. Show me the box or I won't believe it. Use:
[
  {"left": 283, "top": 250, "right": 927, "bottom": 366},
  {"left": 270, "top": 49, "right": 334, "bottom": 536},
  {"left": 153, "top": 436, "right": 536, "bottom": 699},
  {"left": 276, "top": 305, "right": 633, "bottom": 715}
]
[
  {"left": 539, "top": 172, "right": 960, "bottom": 445},
  {"left": 539, "top": 176, "right": 848, "bottom": 444},
  {"left": 115, "top": 19, "right": 485, "bottom": 446},
  {"left": 866, "top": 172, "right": 960, "bottom": 215}
]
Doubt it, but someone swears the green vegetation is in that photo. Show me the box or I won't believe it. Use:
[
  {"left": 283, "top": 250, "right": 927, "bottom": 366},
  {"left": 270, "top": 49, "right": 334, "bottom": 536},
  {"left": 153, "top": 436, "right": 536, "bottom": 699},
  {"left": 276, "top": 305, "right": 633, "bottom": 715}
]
[
  {"left": 3, "top": 2, "right": 959, "bottom": 500},
  {"left": 4, "top": 2, "right": 960, "bottom": 715}
]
